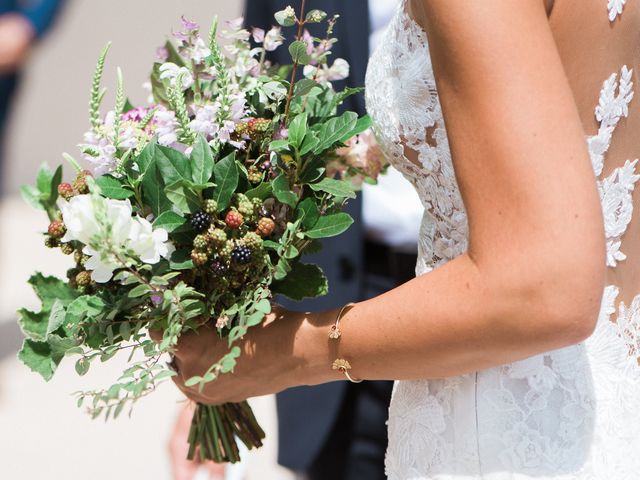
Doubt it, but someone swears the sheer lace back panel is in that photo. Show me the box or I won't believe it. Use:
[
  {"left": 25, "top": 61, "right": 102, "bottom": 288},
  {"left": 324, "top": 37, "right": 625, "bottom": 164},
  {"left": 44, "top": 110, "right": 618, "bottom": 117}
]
[{"left": 365, "top": 0, "right": 640, "bottom": 478}]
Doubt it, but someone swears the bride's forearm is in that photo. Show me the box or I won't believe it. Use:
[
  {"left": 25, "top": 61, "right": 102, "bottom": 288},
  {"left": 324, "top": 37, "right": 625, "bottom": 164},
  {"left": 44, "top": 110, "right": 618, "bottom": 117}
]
[{"left": 291, "top": 252, "right": 603, "bottom": 386}]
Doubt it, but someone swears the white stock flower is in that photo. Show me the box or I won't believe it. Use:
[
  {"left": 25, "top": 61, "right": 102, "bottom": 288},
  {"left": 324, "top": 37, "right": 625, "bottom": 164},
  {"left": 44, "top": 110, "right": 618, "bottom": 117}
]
[
  {"left": 263, "top": 27, "right": 284, "bottom": 51},
  {"left": 59, "top": 195, "right": 173, "bottom": 283},
  {"left": 159, "top": 62, "right": 194, "bottom": 89}
]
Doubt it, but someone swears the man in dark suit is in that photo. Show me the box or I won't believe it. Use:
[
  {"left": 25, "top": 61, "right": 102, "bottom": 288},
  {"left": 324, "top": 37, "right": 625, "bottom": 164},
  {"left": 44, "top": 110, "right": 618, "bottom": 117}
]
[
  {"left": 0, "top": 0, "right": 65, "bottom": 191},
  {"left": 243, "top": 2, "right": 417, "bottom": 479}
]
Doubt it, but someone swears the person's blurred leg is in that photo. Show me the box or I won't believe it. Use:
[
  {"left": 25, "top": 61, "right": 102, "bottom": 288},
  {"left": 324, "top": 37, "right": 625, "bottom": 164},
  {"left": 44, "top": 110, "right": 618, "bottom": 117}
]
[{"left": 0, "top": 74, "right": 19, "bottom": 194}]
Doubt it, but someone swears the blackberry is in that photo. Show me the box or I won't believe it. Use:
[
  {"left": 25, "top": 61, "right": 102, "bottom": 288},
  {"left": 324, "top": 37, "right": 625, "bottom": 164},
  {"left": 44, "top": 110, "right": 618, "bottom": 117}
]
[
  {"left": 243, "top": 232, "right": 263, "bottom": 250},
  {"left": 251, "top": 197, "right": 263, "bottom": 211},
  {"left": 44, "top": 236, "right": 59, "bottom": 248},
  {"left": 74, "top": 250, "right": 86, "bottom": 266},
  {"left": 190, "top": 211, "right": 211, "bottom": 233},
  {"left": 73, "top": 170, "right": 92, "bottom": 195},
  {"left": 220, "top": 240, "right": 235, "bottom": 260},
  {"left": 210, "top": 260, "right": 229, "bottom": 276},
  {"left": 203, "top": 199, "right": 218, "bottom": 215},
  {"left": 191, "top": 250, "right": 209, "bottom": 266},
  {"left": 231, "top": 245, "right": 252, "bottom": 265},
  {"left": 225, "top": 210, "right": 244, "bottom": 230},
  {"left": 76, "top": 271, "right": 92, "bottom": 287},
  {"left": 60, "top": 243, "right": 75, "bottom": 255},
  {"left": 247, "top": 166, "right": 262, "bottom": 184},
  {"left": 48, "top": 221, "right": 66, "bottom": 239},
  {"left": 248, "top": 118, "right": 271, "bottom": 135},
  {"left": 58, "top": 183, "right": 75, "bottom": 200},
  {"left": 208, "top": 228, "right": 227, "bottom": 247},
  {"left": 257, "top": 217, "right": 276, "bottom": 237},
  {"left": 193, "top": 234, "right": 209, "bottom": 251}
]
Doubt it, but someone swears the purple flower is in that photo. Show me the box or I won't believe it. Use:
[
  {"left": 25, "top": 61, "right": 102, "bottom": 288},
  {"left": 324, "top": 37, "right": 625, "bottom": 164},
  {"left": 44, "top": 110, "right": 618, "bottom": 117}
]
[
  {"left": 252, "top": 27, "right": 265, "bottom": 43},
  {"left": 150, "top": 292, "right": 164, "bottom": 307},
  {"left": 273, "top": 125, "right": 289, "bottom": 140},
  {"left": 181, "top": 16, "right": 199, "bottom": 32},
  {"left": 156, "top": 46, "right": 169, "bottom": 62}
]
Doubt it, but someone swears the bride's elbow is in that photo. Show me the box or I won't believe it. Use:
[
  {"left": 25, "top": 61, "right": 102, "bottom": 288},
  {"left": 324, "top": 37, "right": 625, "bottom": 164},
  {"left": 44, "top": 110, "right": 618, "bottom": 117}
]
[{"left": 491, "top": 249, "right": 606, "bottom": 349}]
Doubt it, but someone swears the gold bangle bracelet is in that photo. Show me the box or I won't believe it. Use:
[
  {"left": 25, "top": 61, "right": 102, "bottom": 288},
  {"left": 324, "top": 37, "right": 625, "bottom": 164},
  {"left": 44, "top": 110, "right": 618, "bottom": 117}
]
[{"left": 328, "top": 303, "right": 362, "bottom": 384}]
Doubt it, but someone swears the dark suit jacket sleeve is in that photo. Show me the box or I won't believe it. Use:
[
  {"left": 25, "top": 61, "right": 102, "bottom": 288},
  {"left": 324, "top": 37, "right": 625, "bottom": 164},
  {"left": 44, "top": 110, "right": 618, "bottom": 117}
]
[
  {"left": 19, "top": 0, "right": 65, "bottom": 37},
  {"left": 243, "top": 0, "right": 275, "bottom": 31}
]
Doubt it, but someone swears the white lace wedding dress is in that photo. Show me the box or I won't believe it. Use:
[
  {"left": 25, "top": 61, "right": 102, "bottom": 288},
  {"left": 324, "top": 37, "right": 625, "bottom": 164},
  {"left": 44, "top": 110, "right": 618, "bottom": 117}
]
[{"left": 365, "top": 1, "right": 640, "bottom": 478}]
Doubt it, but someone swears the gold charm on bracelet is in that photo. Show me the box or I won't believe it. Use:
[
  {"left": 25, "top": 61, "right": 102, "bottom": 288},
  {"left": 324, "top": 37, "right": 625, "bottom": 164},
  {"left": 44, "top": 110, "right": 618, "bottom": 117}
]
[
  {"left": 328, "top": 302, "right": 355, "bottom": 340},
  {"left": 332, "top": 358, "right": 363, "bottom": 383}
]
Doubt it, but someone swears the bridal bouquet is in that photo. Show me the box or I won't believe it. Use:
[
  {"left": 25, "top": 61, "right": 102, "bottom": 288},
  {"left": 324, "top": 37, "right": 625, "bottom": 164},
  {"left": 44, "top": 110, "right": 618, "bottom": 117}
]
[{"left": 17, "top": 5, "right": 383, "bottom": 464}]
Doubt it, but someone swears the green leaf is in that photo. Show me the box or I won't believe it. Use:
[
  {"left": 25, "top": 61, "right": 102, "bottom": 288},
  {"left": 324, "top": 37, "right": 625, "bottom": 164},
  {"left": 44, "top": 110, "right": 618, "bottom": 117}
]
[
  {"left": 274, "top": 257, "right": 291, "bottom": 281},
  {"left": 49, "top": 165, "right": 63, "bottom": 205},
  {"left": 128, "top": 284, "right": 152, "bottom": 298},
  {"left": 95, "top": 175, "right": 134, "bottom": 200},
  {"left": 305, "top": 213, "right": 354, "bottom": 239},
  {"left": 295, "top": 198, "right": 320, "bottom": 228},
  {"left": 190, "top": 135, "right": 215, "bottom": 186},
  {"left": 309, "top": 178, "right": 357, "bottom": 199},
  {"left": 18, "top": 339, "right": 61, "bottom": 381},
  {"left": 299, "top": 132, "right": 320, "bottom": 156},
  {"left": 165, "top": 181, "right": 201, "bottom": 214},
  {"left": 288, "top": 112, "right": 308, "bottom": 149},
  {"left": 75, "top": 357, "right": 90, "bottom": 376},
  {"left": 305, "top": 9, "right": 327, "bottom": 23},
  {"left": 20, "top": 184, "right": 44, "bottom": 210},
  {"left": 46, "top": 300, "right": 66, "bottom": 336},
  {"left": 315, "top": 112, "right": 359, "bottom": 153},
  {"left": 344, "top": 115, "right": 373, "bottom": 142},
  {"left": 274, "top": 9, "right": 297, "bottom": 27},
  {"left": 156, "top": 145, "right": 192, "bottom": 185},
  {"left": 269, "top": 139, "right": 290, "bottom": 152},
  {"left": 170, "top": 249, "right": 194, "bottom": 270},
  {"left": 141, "top": 159, "right": 172, "bottom": 217},
  {"left": 184, "top": 376, "right": 202, "bottom": 387},
  {"left": 293, "top": 78, "right": 319, "bottom": 97},
  {"left": 273, "top": 174, "right": 298, "bottom": 208},
  {"left": 289, "top": 40, "right": 311, "bottom": 65},
  {"left": 153, "top": 211, "right": 187, "bottom": 232},
  {"left": 245, "top": 182, "right": 273, "bottom": 200},
  {"left": 272, "top": 263, "right": 329, "bottom": 301},
  {"left": 212, "top": 152, "right": 239, "bottom": 211},
  {"left": 135, "top": 140, "right": 156, "bottom": 179},
  {"left": 36, "top": 163, "right": 54, "bottom": 197},
  {"left": 263, "top": 81, "right": 288, "bottom": 100}
]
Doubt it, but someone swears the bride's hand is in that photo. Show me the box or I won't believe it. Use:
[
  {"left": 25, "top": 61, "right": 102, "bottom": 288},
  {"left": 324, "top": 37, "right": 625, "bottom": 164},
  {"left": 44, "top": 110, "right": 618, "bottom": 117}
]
[{"left": 167, "top": 306, "right": 329, "bottom": 405}]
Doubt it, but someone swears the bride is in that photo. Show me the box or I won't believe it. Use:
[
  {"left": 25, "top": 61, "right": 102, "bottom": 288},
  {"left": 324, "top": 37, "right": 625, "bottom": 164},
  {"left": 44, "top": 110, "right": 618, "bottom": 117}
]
[{"left": 168, "top": 0, "right": 640, "bottom": 477}]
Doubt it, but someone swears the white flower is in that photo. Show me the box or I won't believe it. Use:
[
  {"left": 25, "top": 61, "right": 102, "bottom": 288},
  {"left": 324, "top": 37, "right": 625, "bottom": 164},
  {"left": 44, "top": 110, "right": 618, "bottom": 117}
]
[
  {"left": 304, "top": 58, "right": 350, "bottom": 82},
  {"left": 189, "top": 104, "right": 221, "bottom": 137},
  {"left": 263, "top": 27, "right": 284, "bottom": 52},
  {"left": 159, "top": 62, "right": 194, "bottom": 89},
  {"left": 188, "top": 38, "right": 211, "bottom": 64},
  {"left": 154, "top": 109, "right": 179, "bottom": 146},
  {"left": 59, "top": 195, "right": 173, "bottom": 283}
]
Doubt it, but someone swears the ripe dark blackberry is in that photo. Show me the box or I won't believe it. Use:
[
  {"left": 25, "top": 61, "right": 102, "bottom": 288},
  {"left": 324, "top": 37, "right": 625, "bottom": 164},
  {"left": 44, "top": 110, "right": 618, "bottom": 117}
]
[
  {"left": 231, "top": 245, "right": 252, "bottom": 265},
  {"left": 210, "top": 260, "right": 229, "bottom": 276},
  {"left": 190, "top": 211, "right": 211, "bottom": 233}
]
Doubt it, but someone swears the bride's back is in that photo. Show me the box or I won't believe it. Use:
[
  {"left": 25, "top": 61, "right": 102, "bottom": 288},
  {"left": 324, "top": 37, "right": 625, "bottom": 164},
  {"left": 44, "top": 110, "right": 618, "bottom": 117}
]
[{"left": 551, "top": 0, "right": 640, "bottom": 355}]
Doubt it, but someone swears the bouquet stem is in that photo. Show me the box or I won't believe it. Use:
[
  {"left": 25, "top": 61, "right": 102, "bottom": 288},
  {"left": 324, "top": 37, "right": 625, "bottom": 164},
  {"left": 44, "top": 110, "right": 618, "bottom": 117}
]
[{"left": 188, "top": 401, "right": 266, "bottom": 463}]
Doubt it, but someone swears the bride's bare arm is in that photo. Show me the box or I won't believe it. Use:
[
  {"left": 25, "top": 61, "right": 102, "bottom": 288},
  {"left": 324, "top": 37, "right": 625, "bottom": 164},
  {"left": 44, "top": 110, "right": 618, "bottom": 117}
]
[{"left": 172, "top": 0, "right": 605, "bottom": 404}]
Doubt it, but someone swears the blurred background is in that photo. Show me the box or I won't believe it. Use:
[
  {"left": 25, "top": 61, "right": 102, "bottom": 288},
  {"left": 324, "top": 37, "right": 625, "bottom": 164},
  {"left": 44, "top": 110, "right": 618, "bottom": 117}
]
[{"left": 0, "top": 1, "right": 289, "bottom": 479}]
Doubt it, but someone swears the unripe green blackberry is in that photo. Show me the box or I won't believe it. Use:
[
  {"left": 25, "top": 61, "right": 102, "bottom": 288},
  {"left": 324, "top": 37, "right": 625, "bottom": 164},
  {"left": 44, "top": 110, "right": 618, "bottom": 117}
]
[
  {"left": 48, "top": 220, "right": 66, "bottom": 239},
  {"left": 236, "top": 194, "right": 254, "bottom": 218},
  {"left": 73, "top": 170, "right": 92, "bottom": 195},
  {"left": 44, "top": 236, "right": 59, "bottom": 248},
  {"left": 220, "top": 240, "right": 235, "bottom": 260},
  {"left": 74, "top": 250, "right": 85, "bottom": 266},
  {"left": 251, "top": 197, "right": 263, "bottom": 211},
  {"left": 60, "top": 243, "right": 75, "bottom": 255},
  {"left": 203, "top": 199, "right": 218, "bottom": 215},
  {"left": 208, "top": 228, "right": 227, "bottom": 247},
  {"left": 193, "top": 234, "right": 209, "bottom": 251},
  {"left": 58, "top": 183, "right": 75, "bottom": 200},
  {"left": 76, "top": 271, "right": 92, "bottom": 287},
  {"left": 235, "top": 122, "right": 249, "bottom": 136},
  {"left": 191, "top": 250, "right": 209, "bottom": 266},
  {"left": 243, "top": 232, "right": 263, "bottom": 250},
  {"left": 248, "top": 118, "right": 271, "bottom": 135},
  {"left": 247, "top": 166, "right": 262, "bottom": 184}
]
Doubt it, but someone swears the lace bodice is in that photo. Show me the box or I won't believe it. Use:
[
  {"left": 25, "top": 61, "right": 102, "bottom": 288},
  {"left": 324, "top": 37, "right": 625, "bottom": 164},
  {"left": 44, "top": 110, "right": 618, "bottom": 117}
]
[{"left": 365, "top": 1, "right": 640, "bottom": 478}]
